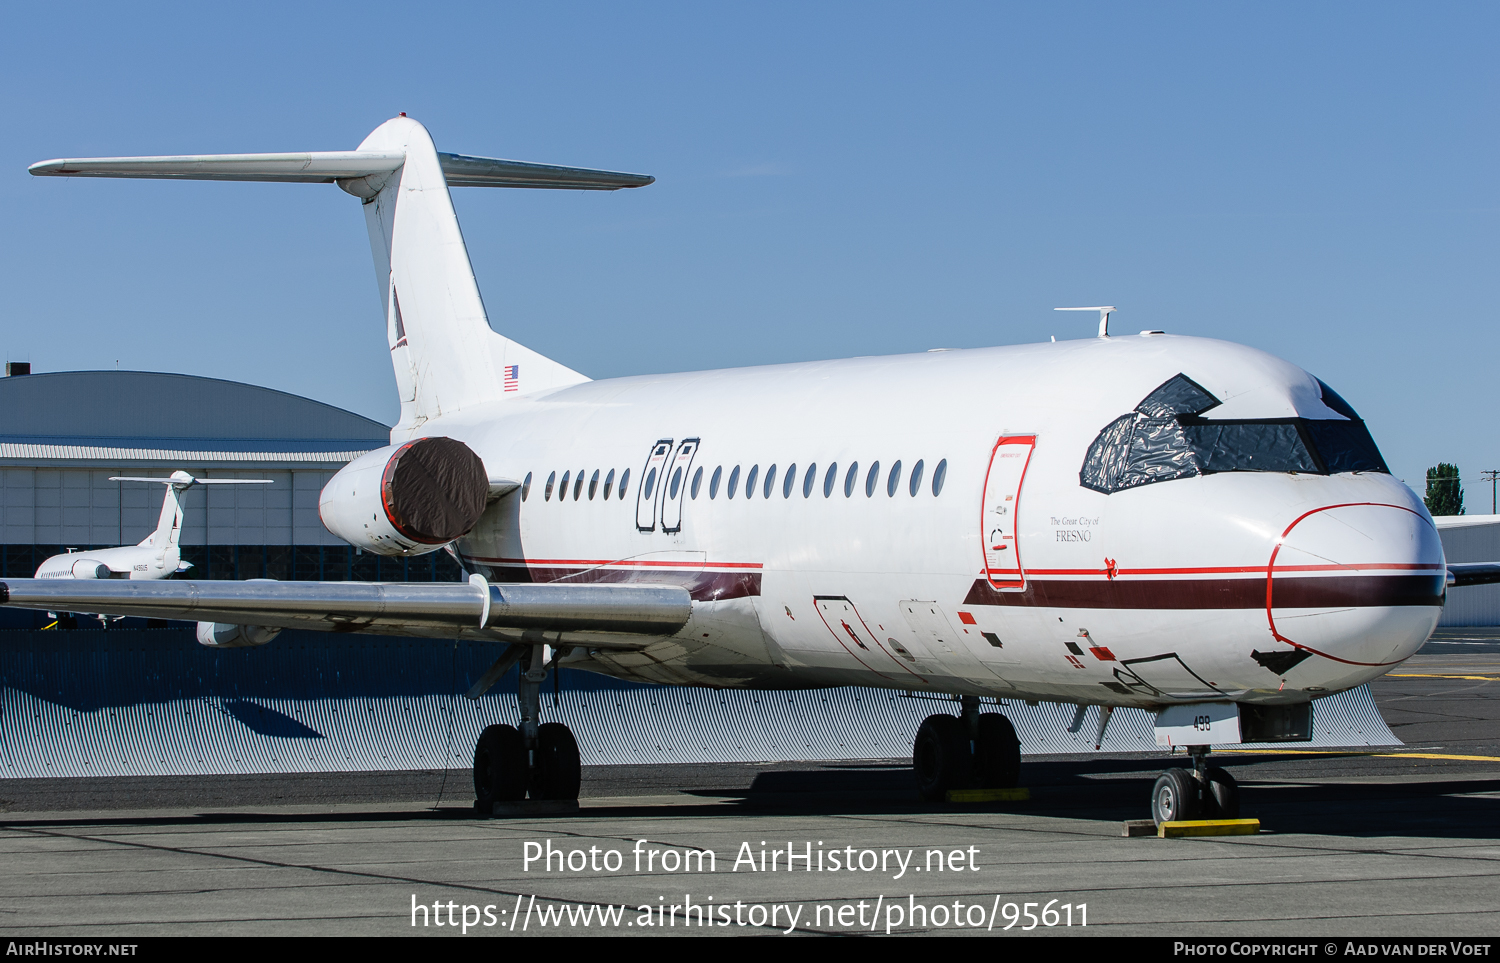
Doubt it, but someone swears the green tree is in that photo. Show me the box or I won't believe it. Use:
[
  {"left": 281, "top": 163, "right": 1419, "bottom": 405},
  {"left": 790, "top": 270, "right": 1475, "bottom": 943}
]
[{"left": 1425, "top": 463, "right": 1465, "bottom": 516}]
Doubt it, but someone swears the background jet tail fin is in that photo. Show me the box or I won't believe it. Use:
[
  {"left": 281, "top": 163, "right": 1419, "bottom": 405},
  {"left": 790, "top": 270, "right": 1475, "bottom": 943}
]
[{"left": 109, "top": 473, "right": 272, "bottom": 550}]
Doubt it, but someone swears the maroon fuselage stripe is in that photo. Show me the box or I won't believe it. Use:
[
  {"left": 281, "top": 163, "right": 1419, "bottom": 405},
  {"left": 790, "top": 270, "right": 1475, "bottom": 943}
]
[{"left": 963, "top": 574, "right": 1445, "bottom": 610}]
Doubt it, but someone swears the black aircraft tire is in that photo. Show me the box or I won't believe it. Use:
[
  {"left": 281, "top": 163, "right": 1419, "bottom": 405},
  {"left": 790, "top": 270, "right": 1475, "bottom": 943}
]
[
  {"left": 914, "top": 714, "right": 973, "bottom": 801},
  {"left": 532, "top": 723, "right": 582, "bottom": 801},
  {"left": 973, "top": 713, "right": 1021, "bottom": 788},
  {"left": 1204, "top": 766, "right": 1240, "bottom": 819},
  {"left": 1151, "top": 768, "right": 1202, "bottom": 825},
  {"left": 474, "top": 724, "right": 527, "bottom": 815}
]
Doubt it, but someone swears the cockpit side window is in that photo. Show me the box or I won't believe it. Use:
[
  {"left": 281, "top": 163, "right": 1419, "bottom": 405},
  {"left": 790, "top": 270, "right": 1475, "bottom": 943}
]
[
  {"left": 1314, "top": 378, "right": 1360, "bottom": 420},
  {"left": 1134, "top": 373, "right": 1219, "bottom": 420},
  {"left": 1080, "top": 373, "right": 1388, "bottom": 494}
]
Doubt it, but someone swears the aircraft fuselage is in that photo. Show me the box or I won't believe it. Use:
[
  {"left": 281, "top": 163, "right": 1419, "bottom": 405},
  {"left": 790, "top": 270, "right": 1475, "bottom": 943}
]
[{"left": 420, "top": 332, "right": 1440, "bottom": 709}]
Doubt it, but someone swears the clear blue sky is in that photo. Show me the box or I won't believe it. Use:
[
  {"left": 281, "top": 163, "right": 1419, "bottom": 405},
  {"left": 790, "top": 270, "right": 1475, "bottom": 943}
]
[{"left": 3, "top": 3, "right": 1496, "bottom": 504}]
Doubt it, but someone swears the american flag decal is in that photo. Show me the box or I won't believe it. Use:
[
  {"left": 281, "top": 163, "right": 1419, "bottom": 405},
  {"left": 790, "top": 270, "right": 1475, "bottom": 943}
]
[{"left": 503, "top": 365, "right": 520, "bottom": 392}]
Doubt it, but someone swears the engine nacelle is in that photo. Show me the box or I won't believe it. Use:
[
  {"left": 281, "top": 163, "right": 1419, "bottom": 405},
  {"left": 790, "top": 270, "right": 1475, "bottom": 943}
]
[
  {"left": 196, "top": 622, "right": 282, "bottom": 648},
  {"left": 319, "top": 436, "right": 490, "bottom": 556},
  {"left": 71, "top": 559, "right": 111, "bottom": 579}
]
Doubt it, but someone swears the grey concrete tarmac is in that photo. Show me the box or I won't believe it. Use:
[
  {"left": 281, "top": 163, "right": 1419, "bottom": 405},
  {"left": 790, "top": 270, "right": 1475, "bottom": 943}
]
[{"left": 3, "top": 635, "right": 1500, "bottom": 937}]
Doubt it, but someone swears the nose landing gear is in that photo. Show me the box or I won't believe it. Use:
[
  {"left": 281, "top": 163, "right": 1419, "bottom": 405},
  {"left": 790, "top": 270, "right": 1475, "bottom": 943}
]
[
  {"left": 1151, "top": 746, "right": 1240, "bottom": 825},
  {"left": 914, "top": 696, "right": 1022, "bottom": 800},
  {"left": 473, "top": 645, "right": 582, "bottom": 816}
]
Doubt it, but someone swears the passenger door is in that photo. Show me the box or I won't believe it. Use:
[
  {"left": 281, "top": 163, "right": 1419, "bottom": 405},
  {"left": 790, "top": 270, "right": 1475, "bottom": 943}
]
[{"left": 981, "top": 434, "right": 1037, "bottom": 591}]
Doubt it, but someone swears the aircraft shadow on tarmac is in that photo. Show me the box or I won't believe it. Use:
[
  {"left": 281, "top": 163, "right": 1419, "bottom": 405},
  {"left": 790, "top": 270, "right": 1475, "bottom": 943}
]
[
  {"left": 3, "top": 756, "right": 1497, "bottom": 840},
  {"left": 669, "top": 757, "right": 1500, "bottom": 841},
  {"left": 1236, "top": 779, "right": 1500, "bottom": 839}
]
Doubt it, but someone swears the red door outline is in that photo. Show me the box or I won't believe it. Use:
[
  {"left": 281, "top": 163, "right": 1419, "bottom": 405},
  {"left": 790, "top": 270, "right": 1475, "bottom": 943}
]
[{"left": 980, "top": 434, "right": 1037, "bottom": 591}]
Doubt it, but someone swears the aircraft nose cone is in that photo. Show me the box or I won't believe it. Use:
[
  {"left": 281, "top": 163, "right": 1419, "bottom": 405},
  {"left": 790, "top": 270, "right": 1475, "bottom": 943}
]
[{"left": 1268, "top": 502, "right": 1444, "bottom": 667}]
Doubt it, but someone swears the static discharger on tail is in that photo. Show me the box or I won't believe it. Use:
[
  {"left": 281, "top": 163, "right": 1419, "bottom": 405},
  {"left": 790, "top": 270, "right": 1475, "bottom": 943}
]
[{"left": 15, "top": 115, "right": 1500, "bottom": 824}]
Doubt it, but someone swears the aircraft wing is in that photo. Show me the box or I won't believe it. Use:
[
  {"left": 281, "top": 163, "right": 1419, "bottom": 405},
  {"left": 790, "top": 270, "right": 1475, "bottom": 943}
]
[
  {"left": 1447, "top": 563, "right": 1500, "bottom": 588},
  {"left": 1433, "top": 514, "right": 1500, "bottom": 530},
  {"left": 1430, "top": 515, "right": 1500, "bottom": 586},
  {"left": 0, "top": 578, "right": 690, "bottom": 648}
]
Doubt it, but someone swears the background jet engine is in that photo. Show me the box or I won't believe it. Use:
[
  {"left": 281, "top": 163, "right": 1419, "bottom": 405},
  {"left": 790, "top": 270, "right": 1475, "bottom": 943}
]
[
  {"left": 70, "top": 559, "right": 111, "bottom": 579},
  {"left": 319, "top": 437, "right": 489, "bottom": 556}
]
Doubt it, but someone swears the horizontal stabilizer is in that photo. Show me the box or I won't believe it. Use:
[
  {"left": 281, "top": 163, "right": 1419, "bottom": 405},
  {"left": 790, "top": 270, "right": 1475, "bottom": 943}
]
[
  {"left": 436, "top": 152, "right": 653, "bottom": 190},
  {"left": 110, "top": 476, "right": 272, "bottom": 485},
  {"left": 30, "top": 151, "right": 652, "bottom": 190},
  {"left": 29, "top": 152, "right": 405, "bottom": 182},
  {"left": 0, "top": 578, "right": 690, "bottom": 647},
  {"left": 28, "top": 115, "right": 643, "bottom": 429}
]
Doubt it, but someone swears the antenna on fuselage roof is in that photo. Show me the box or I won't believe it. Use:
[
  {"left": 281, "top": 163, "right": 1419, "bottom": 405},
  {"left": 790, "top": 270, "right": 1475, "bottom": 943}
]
[{"left": 1054, "top": 305, "right": 1117, "bottom": 339}]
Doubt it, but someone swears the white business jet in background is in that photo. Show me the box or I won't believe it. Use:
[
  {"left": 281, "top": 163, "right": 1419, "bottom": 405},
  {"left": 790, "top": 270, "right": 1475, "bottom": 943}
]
[
  {"left": 12, "top": 115, "right": 1497, "bottom": 824},
  {"left": 33, "top": 471, "right": 270, "bottom": 633},
  {"left": 34, "top": 471, "right": 271, "bottom": 582}
]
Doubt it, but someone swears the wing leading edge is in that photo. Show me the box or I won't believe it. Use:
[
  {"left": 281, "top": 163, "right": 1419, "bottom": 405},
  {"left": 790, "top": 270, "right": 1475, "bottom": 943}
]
[{"left": 0, "top": 579, "right": 690, "bottom": 648}]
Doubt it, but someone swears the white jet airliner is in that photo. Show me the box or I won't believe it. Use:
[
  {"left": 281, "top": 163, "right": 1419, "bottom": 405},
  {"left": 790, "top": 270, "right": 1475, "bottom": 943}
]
[{"left": 12, "top": 115, "right": 1491, "bottom": 824}]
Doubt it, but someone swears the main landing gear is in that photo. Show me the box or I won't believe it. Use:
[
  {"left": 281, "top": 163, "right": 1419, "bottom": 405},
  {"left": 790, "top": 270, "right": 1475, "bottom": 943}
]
[
  {"left": 1151, "top": 746, "right": 1239, "bottom": 825},
  {"left": 474, "top": 645, "right": 581, "bottom": 816},
  {"left": 913, "top": 695, "right": 1022, "bottom": 800}
]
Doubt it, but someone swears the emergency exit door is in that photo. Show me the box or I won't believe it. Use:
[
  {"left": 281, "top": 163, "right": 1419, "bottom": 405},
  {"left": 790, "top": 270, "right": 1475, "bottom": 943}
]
[
  {"left": 660, "top": 439, "right": 699, "bottom": 533},
  {"left": 636, "top": 439, "right": 674, "bottom": 531},
  {"left": 981, "top": 434, "right": 1036, "bottom": 590}
]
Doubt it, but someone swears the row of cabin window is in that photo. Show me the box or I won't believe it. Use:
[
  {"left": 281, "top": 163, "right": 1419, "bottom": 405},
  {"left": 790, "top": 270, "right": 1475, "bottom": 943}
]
[
  {"left": 703, "top": 459, "right": 948, "bottom": 500},
  {"left": 521, "top": 458, "right": 948, "bottom": 503},
  {"left": 532, "top": 467, "right": 629, "bottom": 502}
]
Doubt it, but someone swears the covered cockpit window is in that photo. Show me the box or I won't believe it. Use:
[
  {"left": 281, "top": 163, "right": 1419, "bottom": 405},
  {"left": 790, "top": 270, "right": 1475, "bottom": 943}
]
[
  {"left": 1304, "top": 379, "right": 1388, "bottom": 473},
  {"left": 1189, "top": 423, "right": 1319, "bottom": 474},
  {"left": 1080, "top": 373, "right": 1388, "bottom": 494}
]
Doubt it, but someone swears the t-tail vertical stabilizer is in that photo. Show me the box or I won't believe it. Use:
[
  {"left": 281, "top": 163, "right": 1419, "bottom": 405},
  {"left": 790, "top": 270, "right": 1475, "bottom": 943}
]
[
  {"left": 349, "top": 117, "right": 583, "bottom": 435},
  {"left": 28, "top": 116, "right": 655, "bottom": 438}
]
